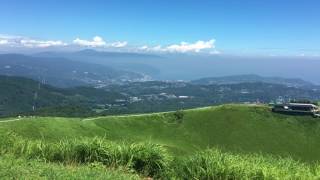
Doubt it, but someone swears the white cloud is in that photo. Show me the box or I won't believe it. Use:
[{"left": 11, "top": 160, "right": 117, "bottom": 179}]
[
  {"left": 20, "top": 39, "right": 67, "bottom": 48},
  {"left": 0, "top": 34, "right": 219, "bottom": 54},
  {"left": 209, "top": 49, "right": 221, "bottom": 55},
  {"left": 166, "top": 39, "right": 215, "bottom": 53},
  {"left": 139, "top": 45, "right": 165, "bottom": 52},
  {"left": 111, "top": 41, "right": 128, "bottom": 48},
  {"left": 139, "top": 39, "right": 217, "bottom": 54},
  {"left": 152, "top": 45, "right": 164, "bottom": 51},
  {"left": 73, "top": 36, "right": 106, "bottom": 47},
  {"left": 0, "top": 39, "right": 9, "bottom": 45},
  {"left": 139, "top": 45, "right": 149, "bottom": 50},
  {"left": 0, "top": 34, "right": 22, "bottom": 40},
  {"left": 0, "top": 34, "right": 67, "bottom": 48},
  {"left": 73, "top": 36, "right": 128, "bottom": 48},
  {"left": 0, "top": 35, "right": 18, "bottom": 46}
]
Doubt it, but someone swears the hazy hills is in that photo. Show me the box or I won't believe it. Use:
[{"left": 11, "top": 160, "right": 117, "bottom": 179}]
[
  {"left": 34, "top": 49, "right": 320, "bottom": 84},
  {"left": 35, "top": 49, "right": 162, "bottom": 77},
  {"left": 0, "top": 53, "right": 146, "bottom": 88},
  {"left": 192, "top": 74, "right": 315, "bottom": 88},
  {"left": 3, "top": 49, "right": 320, "bottom": 88}
]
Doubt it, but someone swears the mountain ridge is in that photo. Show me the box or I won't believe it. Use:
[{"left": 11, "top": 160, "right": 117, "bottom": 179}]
[
  {"left": 0, "top": 53, "right": 145, "bottom": 87},
  {"left": 191, "top": 74, "right": 315, "bottom": 88}
]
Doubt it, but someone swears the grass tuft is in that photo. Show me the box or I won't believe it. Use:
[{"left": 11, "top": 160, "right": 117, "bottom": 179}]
[
  {"left": 0, "top": 134, "right": 171, "bottom": 178},
  {"left": 170, "top": 149, "right": 319, "bottom": 179}
]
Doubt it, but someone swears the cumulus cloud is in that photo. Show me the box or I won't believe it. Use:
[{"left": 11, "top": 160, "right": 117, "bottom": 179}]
[
  {"left": 0, "top": 34, "right": 219, "bottom": 54},
  {"left": 111, "top": 41, "right": 128, "bottom": 48},
  {"left": 20, "top": 39, "right": 67, "bottom": 48},
  {"left": 0, "top": 35, "right": 19, "bottom": 46},
  {"left": 139, "top": 39, "right": 217, "bottom": 54},
  {"left": 0, "top": 34, "right": 67, "bottom": 48},
  {"left": 0, "top": 34, "right": 22, "bottom": 40},
  {"left": 139, "top": 45, "right": 149, "bottom": 50},
  {"left": 209, "top": 49, "right": 221, "bottom": 55},
  {"left": 73, "top": 36, "right": 106, "bottom": 47},
  {"left": 140, "top": 45, "right": 164, "bottom": 52},
  {"left": 166, "top": 39, "right": 215, "bottom": 53},
  {"left": 0, "top": 39, "right": 9, "bottom": 45},
  {"left": 73, "top": 36, "right": 128, "bottom": 48}
]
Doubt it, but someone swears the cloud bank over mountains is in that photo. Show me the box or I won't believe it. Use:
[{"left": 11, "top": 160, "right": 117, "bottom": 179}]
[
  {"left": 72, "top": 36, "right": 128, "bottom": 48},
  {"left": 139, "top": 39, "right": 219, "bottom": 54},
  {"left": 73, "top": 36, "right": 106, "bottom": 47},
  {"left": 0, "top": 34, "right": 219, "bottom": 54},
  {"left": 0, "top": 35, "right": 67, "bottom": 48}
]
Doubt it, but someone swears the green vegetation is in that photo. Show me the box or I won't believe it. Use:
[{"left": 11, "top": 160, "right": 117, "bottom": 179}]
[
  {"left": 0, "top": 155, "right": 140, "bottom": 180},
  {"left": 0, "top": 135, "right": 170, "bottom": 178},
  {"left": 2, "top": 105, "right": 320, "bottom": 162},
  {"left": 2, "top": 135, "right": 320, "bottom": 179},
  {"left": 2, "top": 75, "right": 320, "bottom": 118},
  {"left": 0, "top": 75, "right": 124, "bottom": 117},
  {"left": 171, "top": 149, "right": 320, "bottom": 179},
  {"left": 1, "top": 104, "right": 320, "bottom": 179}
]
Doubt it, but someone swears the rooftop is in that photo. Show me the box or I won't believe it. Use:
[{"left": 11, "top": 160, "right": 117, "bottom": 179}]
[{"left": 288, "top": 103, "right": 318, "bottom": 108}]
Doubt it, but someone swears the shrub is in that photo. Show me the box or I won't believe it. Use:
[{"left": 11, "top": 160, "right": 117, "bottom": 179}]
[{"left": 173, "top": 110, "right": 184, "bottom": 123}]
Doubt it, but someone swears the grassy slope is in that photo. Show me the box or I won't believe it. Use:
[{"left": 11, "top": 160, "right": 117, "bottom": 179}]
[
  {"left": 0, "top": 155, "right": 140, "bottom": 180},
  {"left": 1, "top": 104, "right": 320, "bottom": 162}
]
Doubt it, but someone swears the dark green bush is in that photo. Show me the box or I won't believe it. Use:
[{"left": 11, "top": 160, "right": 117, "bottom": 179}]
[{"left": 173, "top": 110, "right": 185, "bottom": 123}]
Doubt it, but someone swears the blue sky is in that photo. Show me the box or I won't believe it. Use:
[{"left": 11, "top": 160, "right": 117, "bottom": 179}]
[{"left": 0, "top": 0, "right": 319, "bottom": 56}]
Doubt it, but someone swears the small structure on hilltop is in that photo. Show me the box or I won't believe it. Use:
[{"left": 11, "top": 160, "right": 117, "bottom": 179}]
[{"left": 272, "top": 103, "right": 320, "bottom": 117}]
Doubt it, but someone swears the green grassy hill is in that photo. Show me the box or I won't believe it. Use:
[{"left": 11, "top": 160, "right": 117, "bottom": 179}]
[{"left": 1, "top": 104, "right": 320, "bottom": 162}]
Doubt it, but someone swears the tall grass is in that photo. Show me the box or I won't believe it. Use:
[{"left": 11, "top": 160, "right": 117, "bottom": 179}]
[
  {"left": 0, "top": 133, "right": 171, "bottom": 178},
  {"left": 0, "top": 155, "right": 140, "bottom": 180},
  {"left": 2, "top": 133, "right": 320, "bottom": 179},
  {"left": 170, "top": 149, "right": 320, "bottom": 179}
]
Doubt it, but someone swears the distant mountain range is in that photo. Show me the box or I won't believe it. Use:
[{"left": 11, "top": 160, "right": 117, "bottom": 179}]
[
  {"left": 0, "top": 53, "right": 147, "bottom": 87},
  {"left": 35, "top": 49, "right": 162, "bottom": 77},
  {"left": 1, "top": 50, "right": 319, "bottom": 90},
  {"left": 191, "top": 74, "right": 316, "bottom": 88},
  {"left": 36, "top": 49, "right": 162, "bottom": 59},
  {"left": 33, "top": 49, "right": 320, "bottom": 84}
]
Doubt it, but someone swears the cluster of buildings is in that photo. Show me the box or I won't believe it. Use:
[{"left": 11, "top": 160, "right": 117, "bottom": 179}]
[
  {"left": 102, "top": 93, "right": 191, "bottom": 109},
  {"left": 272, "top": 103, "right": 320, "bottom": 118}
]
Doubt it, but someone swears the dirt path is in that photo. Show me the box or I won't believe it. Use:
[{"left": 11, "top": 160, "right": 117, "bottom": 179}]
[
  {"left": 82, "top": 112, "right": 166, "bottom": 121},
  {"left": 0, "top": 118, "right": 21, "bottom": 123},
  {"left": 82, "top": 114, "right": 147, "bottom": 121}
]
